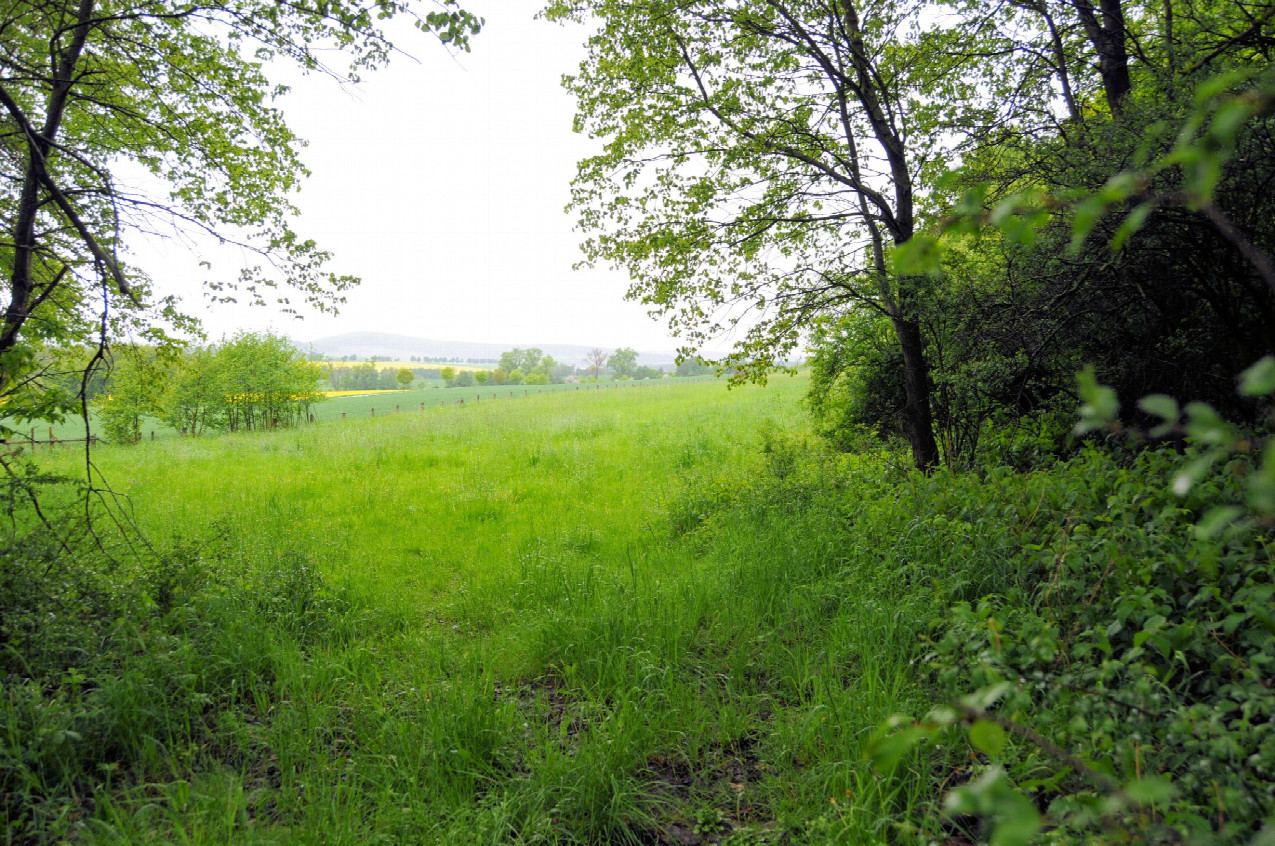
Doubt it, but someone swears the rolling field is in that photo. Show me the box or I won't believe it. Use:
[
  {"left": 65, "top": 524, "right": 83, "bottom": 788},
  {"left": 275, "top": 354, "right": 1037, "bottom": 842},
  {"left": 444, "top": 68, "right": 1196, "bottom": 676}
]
[
  {"left": 70, "top": 377, "right": 786, "bottom": 617},
  {"left": 21, "top": 369, "right": 1246, "bottom": 843}
]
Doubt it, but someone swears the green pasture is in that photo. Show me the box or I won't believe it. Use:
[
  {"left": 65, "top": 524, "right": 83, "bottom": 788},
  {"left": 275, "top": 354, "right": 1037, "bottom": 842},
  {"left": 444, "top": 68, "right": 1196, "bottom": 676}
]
[{"left": 11, "top": 376, "right": 711, "bottom": 445}]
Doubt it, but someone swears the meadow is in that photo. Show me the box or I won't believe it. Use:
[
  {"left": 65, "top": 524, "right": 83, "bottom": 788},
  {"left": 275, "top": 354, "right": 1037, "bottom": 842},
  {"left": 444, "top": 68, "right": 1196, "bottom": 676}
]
[
  {"left": 9, "top": 374, "right": 1272, "bottom": 843},
  {"left": 25, "top": 377, "right": 699, "bottom": 444}
]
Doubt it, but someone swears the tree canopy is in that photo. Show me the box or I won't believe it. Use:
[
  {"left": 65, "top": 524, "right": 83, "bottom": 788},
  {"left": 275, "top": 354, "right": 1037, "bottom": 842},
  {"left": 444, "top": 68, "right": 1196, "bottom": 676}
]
[{"left": 550, "top": 0, "right": 1275, "bottom": 468}]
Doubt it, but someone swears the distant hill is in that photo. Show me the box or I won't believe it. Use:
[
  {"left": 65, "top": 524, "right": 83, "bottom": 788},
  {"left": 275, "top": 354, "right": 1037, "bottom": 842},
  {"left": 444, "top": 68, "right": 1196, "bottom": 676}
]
[{"left": 302, "top": 332, "right": 680, "bottom": 367}]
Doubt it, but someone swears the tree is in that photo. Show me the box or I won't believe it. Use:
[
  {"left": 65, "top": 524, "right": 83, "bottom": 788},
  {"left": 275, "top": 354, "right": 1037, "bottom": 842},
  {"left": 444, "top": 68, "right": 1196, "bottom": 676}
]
[
  {"left": 164, "top": 347, "right": 227, "bottom": 435},
  {"left": 0, "top": 0, "right": 480, "bottom": 432},
  {"left": 607, "top": 347, "right": 639, "bottom": 379},
  {"left": 395, "top": 367, "right": 415, "bottom": 390},
  {"left": 95, "top": 347, "right": 165, "bottom": 444},
  {"left": 474, "top": 369, "right": 490, "bottom": 385},
  {"left": 216, "top": 331, "right": 322, "bottom": 431},
  {"left": 439, "top": 366, "right": 457, "bottom": 385},
  {"left": 675, "top": 357, "right": 714, "bottom": 378},
  {"left": 548, "top": 0, "right": 1006, "bottom": 469},
  {"left": 584, "top": 348, "right": 609, "bottom": 380}
]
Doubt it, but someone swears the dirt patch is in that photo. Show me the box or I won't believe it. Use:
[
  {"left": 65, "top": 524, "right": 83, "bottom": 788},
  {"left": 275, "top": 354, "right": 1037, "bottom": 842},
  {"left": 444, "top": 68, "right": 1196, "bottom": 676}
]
[{"left": 634, "top": 735, "right": 779, "bottom": 845}]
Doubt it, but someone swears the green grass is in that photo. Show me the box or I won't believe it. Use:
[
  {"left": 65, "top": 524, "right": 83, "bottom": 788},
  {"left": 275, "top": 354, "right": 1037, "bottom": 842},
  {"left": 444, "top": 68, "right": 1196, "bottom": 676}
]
[
  {"left": 11, "top": 376, "right": 712, "bottom": 444},
  {"left": 22, "top": 374, "right": 937, "bottom": 843},
  {"left": 14, "top": 374, "right": 1265, "bottom": 843}
]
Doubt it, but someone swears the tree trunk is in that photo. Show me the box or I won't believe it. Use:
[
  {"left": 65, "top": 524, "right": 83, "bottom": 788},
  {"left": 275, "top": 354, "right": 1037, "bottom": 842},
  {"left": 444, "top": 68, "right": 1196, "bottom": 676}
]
[
  {"left": 890, "top": 313, "right": 940, "bottom": 471},
  {"left": 1074, "top": 0, "right": 1133, "bottom": 116}
]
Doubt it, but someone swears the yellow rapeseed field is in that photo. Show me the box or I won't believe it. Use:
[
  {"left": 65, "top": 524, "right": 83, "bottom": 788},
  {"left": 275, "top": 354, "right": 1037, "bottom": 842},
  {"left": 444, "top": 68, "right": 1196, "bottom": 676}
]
[{"left": 322, "top": 389, "right": 409, "bottom": 398}]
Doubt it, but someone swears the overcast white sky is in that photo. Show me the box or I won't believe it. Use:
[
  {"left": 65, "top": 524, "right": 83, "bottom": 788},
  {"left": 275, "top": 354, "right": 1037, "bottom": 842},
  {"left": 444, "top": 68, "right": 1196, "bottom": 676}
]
[{"left": 133, "top": 3, "right": 689, "bottom": 353}]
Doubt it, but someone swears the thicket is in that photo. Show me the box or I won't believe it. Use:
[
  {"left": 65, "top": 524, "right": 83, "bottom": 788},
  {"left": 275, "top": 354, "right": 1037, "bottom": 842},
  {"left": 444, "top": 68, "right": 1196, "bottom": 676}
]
[{"left": 89, "top": 331, "right": 324, "bottom": 442}]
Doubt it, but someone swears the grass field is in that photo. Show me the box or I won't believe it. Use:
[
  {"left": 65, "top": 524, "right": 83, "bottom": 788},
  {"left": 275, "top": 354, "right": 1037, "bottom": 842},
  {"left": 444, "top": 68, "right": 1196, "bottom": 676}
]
[
  {"left": 26, "top": 374, "right": 941, "bottom": 843},
  {"left": 15, "top": 377, "right": 710, "bottom": 444},
  {"left": 12, "top": 369, "right": 1270, "bottom": 842}
]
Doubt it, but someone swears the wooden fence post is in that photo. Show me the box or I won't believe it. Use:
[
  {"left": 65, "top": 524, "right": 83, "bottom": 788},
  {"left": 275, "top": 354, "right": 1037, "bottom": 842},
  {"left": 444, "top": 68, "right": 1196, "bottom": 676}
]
[
  {"left": 371, "top": 408, "right": 375, "bottom": 417},
  {"left": 341, "top": 412, "right": 346, "bottom": 419}
]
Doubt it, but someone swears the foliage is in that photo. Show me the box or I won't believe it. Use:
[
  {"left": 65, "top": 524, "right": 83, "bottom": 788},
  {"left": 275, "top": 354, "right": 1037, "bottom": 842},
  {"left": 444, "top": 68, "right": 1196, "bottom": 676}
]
[
  {"left": 499, "top": 348, "right": 546, "bottom": 376},
  {"left": 395, "top": 367, "right": 415, "bottom": 389},
  {"left": 0, "top": 515, "right": 365, "bottom": 842},
  {"left": 607, "top": 347, "right": 638, "bottom": 379},
  {"left": 0, "top": 0, "right": 480, "bottom": 433},
  {"left": 95, "top": 347, "right": 167, "bottom": 444}
]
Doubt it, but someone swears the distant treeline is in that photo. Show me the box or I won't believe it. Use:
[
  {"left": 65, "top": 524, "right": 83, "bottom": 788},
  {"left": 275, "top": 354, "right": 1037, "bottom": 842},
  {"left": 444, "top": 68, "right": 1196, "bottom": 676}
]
[
  {"left": 323, "top": 347, "right": 716, "bottom": 391},
  {"left": 316, "top": 354, "right": 499, "bottom": 365}
]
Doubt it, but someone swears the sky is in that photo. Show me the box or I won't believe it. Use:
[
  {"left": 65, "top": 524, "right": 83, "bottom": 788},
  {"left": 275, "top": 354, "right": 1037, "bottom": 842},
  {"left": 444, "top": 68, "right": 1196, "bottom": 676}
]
[{"left": 132, "top": 3, "right": 690, "bottom": 354}]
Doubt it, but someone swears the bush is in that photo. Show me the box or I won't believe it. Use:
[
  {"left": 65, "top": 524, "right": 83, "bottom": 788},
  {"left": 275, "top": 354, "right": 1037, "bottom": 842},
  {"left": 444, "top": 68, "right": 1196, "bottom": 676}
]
[{"left": 0, "top": 508, "right": 364, "bottom": 843}]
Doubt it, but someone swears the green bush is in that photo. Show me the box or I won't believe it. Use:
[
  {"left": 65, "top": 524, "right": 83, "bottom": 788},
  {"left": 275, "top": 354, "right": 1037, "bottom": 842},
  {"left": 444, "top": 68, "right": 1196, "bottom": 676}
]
[{"left": 0, "top": 515, "right": 363, "bottom": 843}]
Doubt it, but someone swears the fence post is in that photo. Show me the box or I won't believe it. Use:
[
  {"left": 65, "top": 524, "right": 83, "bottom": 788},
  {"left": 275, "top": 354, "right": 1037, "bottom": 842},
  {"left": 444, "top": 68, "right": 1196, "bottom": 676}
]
[
  {"left": 420, "top": 403, "right": 425, "bottom": 411},
  {"left": 151, "top": 431, "right": 156, "bottom": 441},
  {"left": 395, "top": 405, "right": 400, "bottom": 413},
  {"left": 371, "top": 408, "right": 375, "bottom": 418},
  {"left": 30, "top": 428, "right": 36, "bottom": 452},
  {"left": 341, "top": 412, "right": 346, "bottom": 420}
]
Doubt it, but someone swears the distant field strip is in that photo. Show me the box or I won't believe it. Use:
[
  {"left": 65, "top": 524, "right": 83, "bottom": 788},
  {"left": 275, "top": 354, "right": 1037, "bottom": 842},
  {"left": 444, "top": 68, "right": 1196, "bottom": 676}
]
[{"left": 19, "top": 377, "right": 716, "bottom": 444}]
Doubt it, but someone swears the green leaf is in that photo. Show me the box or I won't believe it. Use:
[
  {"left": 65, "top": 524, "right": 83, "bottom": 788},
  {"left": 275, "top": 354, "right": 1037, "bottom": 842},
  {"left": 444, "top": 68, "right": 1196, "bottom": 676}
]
[
  {"left": 1137, "top": 394, "right": 1178, "bottom": 425},
  {"left": 1239, "top": 356, "right": 1275, "bottom": 396},
  {"left": 1183, "top": 402, "right": 1238, "bottom": 446},
  {"left": 968, "top": 720, "right": 1007, "bottom": 758},
  {"left": 1123, "top": 776, "right": 1176, "bottom": 807},
  {"left": 891, "top": 235, "right": 942, "bottom": 276},
  {"left": 1075, "top": 367, "right": 1119, "bottom": 434},
  {"left": 1172, "top": 451, "right": 1223, "bottom": 496},
  {"left": 1109, "top": 203, "right": 1153, "bottom": 252},
  {"left": 869, "top": 724, "right": 931, "bottom": 771},
  {"left": 989, "top": 796, "right": 1041, "bottom": 846},
  {"left": 1196, "top": 505, "right": 1245, "bottom": 538}
]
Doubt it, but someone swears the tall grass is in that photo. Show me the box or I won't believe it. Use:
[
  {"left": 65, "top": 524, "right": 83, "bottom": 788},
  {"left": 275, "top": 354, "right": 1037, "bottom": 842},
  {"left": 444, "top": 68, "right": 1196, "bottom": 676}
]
[{"left": 12, "top": 376, "right": 1260, "bottom": 843}]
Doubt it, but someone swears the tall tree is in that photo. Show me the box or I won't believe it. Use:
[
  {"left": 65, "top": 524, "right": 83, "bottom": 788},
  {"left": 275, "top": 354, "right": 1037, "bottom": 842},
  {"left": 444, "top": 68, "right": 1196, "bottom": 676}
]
[
  {"left": 584, "top": 347, "right": 608, "bottom": 380},
  {"left": 549, "top": 0, "right": 1009, "bottom": 469},
  {"left": 607, "top": 347, "right": 638, "bottom": 378}
]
